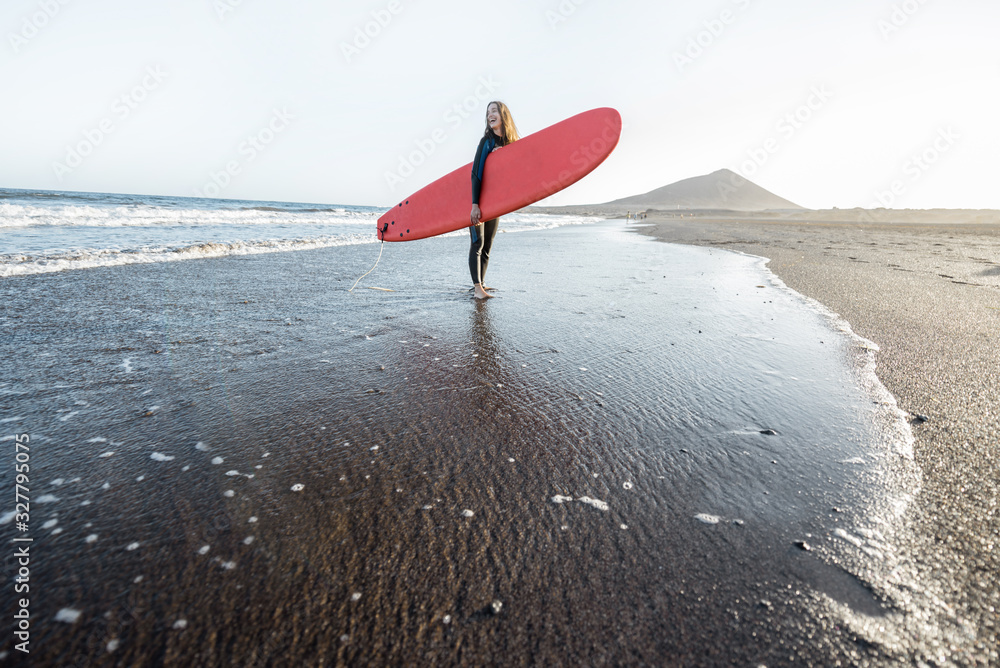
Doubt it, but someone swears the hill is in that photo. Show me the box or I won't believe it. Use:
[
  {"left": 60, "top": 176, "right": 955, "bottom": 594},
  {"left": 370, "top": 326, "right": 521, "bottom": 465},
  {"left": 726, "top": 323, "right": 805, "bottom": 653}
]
[{"left": 602, "top": 168, "right": 803, "bottom": 211}]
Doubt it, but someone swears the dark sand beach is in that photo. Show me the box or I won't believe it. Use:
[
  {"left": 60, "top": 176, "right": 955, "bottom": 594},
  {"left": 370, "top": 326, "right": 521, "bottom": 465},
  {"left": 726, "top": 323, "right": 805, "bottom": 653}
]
[
  {"left": 630, "top": 210, "right": 1000, "bottom": 665},
  {"left": 1, "top": 217, "right": 996, "bottom": 666}
]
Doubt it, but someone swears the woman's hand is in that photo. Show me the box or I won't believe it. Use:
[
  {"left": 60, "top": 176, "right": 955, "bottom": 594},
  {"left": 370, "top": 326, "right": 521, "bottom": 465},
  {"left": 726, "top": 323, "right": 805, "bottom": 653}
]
[{"left": 470, "top": 204, "right": 481, "bottom": 226}]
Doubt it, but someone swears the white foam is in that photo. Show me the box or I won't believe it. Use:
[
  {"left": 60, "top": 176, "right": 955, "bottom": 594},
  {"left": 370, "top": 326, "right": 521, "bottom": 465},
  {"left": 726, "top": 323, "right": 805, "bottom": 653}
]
[
  {"left": 248, "top": 516, "right": 258, "bottom": 523},
  {"left": 36, "top": 494, "right": 60, "bottom": 503},
  {"left": 577, "top": 496, "right": 609, "bottom": 512},
  {"left": 98, "top": 451, "right": 114, "bottom": 458},
  {"left": 0, "top": 232, "right": 378, "bottom": 277},
  {"left": 54, "top": 608, "right": 82, "bottom": 623},
  {"left": 461, "top": 509, "right": 474, "bottom": 517},
  {"left": 106, "top": 639, "right": 120, "bottom": 652},
  {"left": 126, "top": 542, "right": 140, "bottom": 551},
  {"left": 220, "top": 561, "right": 236, "bottom": 570},
  {"left": 172, "top": 619, "right": 188, "bottom": 630},
  {"left": 151, "top": 452, "right": 174, "bottom": 462},
  {"left": 551, "top": 495, "right": 573, "bottom": 504},
  {"left": 42, "top": 519, "right": 58, "bottom": 529},
  {"left": 211, "top": 456, "right": 224, "bottom": 465},
  {"left": 0, "top": 200, "right": 377, "bottom": 229},
  {"left": 834, "top": 528, "right": 865, "bottom": 547},
  {"left": 0, "top": 510, "right": 16, "bottom": 525},
  {"left": 195, "top": 442, "right": 210, "bottom": 451},
  {"left": 85, "top": 534, "right": 98, "bottom": 543},
  {"left": 1, "top": 197, "right": 598, "bottom": 277},
  {"left": 223, "top": 490, "right": 235, "bottom": 498},
  {"left": 243, "top": 536, "right": 254, "bottom": 545},
  {"left": 198, "top": 545, "right": 210, "bottom": 555},
  {"left": 87, "top": 437, "right": 107, "bottom": 443},
  {"left": 225, "top": 470, "right": 239, "bottom": 476}
]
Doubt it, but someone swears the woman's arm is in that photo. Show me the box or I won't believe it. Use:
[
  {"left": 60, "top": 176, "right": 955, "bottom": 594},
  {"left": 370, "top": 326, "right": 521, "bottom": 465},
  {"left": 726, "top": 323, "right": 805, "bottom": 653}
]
[{"left": 470, "top": 135, "right": 491, "bottom": 224}]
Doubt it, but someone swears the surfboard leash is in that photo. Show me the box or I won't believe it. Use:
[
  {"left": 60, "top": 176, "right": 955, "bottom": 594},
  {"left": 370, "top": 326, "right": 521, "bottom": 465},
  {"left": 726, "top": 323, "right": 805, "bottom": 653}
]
[{"left": 348, "top": 222, "right": 389, "bottom": 292}]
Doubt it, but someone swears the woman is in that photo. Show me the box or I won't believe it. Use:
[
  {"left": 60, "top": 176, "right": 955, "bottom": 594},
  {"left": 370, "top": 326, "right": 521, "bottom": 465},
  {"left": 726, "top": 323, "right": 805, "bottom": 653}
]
[{"left": 469, "top": 101, "right": 519, "bottom": 299}]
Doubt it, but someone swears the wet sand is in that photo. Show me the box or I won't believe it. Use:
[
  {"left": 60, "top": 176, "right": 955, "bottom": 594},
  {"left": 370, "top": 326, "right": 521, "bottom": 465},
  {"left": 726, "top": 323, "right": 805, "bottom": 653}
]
[
  {"left": 632, "top": 211, "right": 1000, "bottom": 665},
  {"left": 1, "top": 218, "right": 994, "bottom": 666}
]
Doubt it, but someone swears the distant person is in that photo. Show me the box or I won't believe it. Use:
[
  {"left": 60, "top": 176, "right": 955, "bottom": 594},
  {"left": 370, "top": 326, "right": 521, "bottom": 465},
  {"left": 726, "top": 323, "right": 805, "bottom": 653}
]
[{"left": 469, "top": 101, "right": 520, "bottom": 300}]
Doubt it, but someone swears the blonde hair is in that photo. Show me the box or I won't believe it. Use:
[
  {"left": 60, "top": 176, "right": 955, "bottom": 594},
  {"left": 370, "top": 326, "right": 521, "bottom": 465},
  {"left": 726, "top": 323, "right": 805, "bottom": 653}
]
[{"left": 484, "top": 101, "right": 519, "bottom": 145}]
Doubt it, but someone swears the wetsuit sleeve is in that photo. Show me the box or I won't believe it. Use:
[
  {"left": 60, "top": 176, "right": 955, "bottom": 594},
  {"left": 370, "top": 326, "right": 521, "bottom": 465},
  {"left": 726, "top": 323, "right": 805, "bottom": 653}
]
[{"left": 471, "top": 135, "right": 491, "bottom": 205}]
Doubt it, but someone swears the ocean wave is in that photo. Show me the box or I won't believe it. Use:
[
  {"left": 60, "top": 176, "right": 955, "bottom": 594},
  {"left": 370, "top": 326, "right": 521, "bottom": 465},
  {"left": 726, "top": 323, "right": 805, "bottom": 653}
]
[
  {"left": 0, "top": 234, "right": 378, "bottom": 277},
  {"left": 238, "top": 205, "right": 350, "bottom": 214},
  {"left": 0, "top": 190, "right": 602, "bottom": 276},
  {"left": 0, "top": 201, "right": 379, "bottom": 228}
]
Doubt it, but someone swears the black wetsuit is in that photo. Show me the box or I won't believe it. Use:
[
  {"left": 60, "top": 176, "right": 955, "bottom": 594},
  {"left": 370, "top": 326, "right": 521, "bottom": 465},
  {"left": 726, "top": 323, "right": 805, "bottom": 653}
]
[{"left": 469, "top": 133, "right": 505, "bottom": 285}]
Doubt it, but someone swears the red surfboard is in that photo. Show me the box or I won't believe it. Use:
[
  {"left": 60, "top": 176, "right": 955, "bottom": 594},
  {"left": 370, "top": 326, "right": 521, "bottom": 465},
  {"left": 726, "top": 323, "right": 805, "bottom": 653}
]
[{"left": 377, "top": 107, "right": 621, "bottom": 241}]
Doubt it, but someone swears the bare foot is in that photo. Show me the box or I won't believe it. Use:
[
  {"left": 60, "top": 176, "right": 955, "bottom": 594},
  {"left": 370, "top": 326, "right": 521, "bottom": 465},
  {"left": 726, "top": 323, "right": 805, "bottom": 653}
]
[{"left": 473, "top": 284, "right": 493, "bottom": 299}]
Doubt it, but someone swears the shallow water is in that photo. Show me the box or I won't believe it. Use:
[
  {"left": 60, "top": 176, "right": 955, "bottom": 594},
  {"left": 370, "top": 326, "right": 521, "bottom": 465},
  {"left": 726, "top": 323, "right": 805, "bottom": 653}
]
[{"left": 0, "top": 220, "right": 920, "bottom": 664}]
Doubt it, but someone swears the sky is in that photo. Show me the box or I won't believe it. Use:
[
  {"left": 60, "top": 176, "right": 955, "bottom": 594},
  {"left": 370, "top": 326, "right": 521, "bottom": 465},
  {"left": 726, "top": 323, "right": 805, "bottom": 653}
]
[{"left": 2, "top": 0, "right": 998, "bottom": 210}]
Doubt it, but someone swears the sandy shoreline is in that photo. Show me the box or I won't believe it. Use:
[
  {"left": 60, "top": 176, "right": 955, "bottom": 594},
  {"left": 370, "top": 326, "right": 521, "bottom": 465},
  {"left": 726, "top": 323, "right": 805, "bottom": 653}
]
[{"left": 629, "top": 211, "right": 1000, "bottom": 663}]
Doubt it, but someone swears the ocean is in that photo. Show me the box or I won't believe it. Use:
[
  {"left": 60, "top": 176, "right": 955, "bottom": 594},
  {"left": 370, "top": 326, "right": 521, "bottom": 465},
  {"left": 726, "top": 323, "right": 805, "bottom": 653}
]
[{"left": 0, "top": 188, "right": 595, "bottom": 277}]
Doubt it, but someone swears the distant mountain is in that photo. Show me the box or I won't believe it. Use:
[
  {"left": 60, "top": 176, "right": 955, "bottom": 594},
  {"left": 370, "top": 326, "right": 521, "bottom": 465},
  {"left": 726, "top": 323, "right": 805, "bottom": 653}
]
[{"left": 603, "top": 169, "right": 803, "bottom": 211}]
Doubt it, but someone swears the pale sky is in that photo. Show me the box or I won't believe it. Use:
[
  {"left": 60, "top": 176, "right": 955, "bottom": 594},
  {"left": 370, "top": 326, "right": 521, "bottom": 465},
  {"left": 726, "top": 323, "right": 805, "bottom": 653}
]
[{"left": 3, "top": 0, "right": 997, "bottom": 209}]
